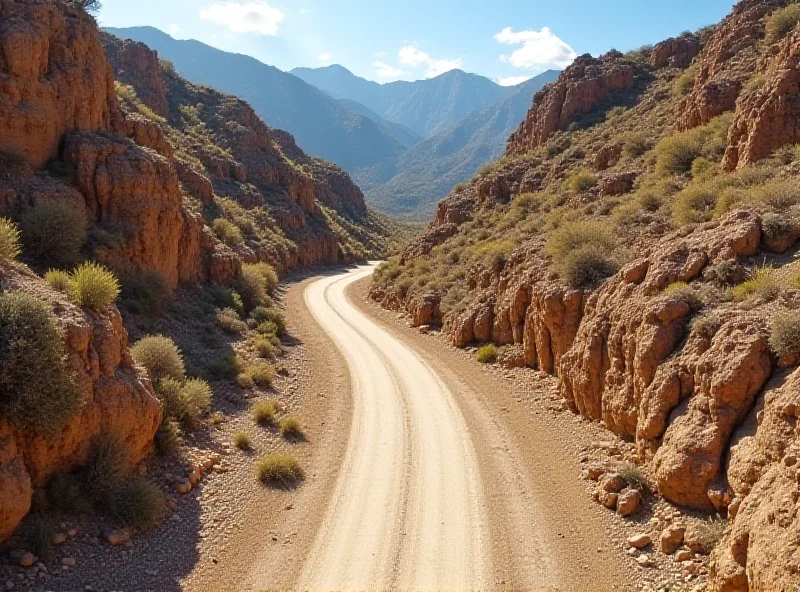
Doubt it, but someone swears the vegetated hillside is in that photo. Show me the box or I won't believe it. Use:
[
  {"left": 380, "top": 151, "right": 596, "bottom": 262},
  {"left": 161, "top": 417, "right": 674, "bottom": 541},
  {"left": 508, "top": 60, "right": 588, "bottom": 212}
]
[
  {"left": 291, "top": 65, "right": 508, "bottom": 138},
  {"left": 352, "top": 71, "right": 560, "bottom": 219},
  {"left": 372, "top": 2, "right": 800, "bottom": 590},
  {"left": 335, "top": 98, "right": 422, "bottom": 149},
  {"left": 103, "top": 26, "right": 408, "bottom": 172},
  {"left": 0, "top": 0, "right": 404, "bottom": 548}
]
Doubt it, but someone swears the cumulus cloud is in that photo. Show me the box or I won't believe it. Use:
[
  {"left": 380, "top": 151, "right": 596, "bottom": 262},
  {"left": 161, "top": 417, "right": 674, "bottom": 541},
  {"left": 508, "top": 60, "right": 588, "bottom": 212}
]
[
  {"left": 495, "top": 27, "right": 576, "bottom": 71},
  {"left": 167, "top": 23, "right": 182, "bottom": 37},
  {"left": 319, "top": 53, "right": 332, "bottom": 63},
  {"left": 398, "top": 44, "right": 462, "bottom": 78},
  {"left": 374, "top": 61, "right": 405, "bottom": 79},
  {"left": 200, "top": 1, "right": 285, "bottom": 36},
  {"left": 496, "top": 75, "right": 530, "bottom": 86}
]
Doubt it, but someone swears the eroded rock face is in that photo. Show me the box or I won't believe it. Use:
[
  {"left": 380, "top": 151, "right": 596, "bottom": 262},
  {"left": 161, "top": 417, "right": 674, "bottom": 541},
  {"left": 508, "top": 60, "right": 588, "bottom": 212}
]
[
  {"left": 507, "top": 53, "right": 640, "bottom": 156},
  {"left": 723, "top": 28, "right": 800, "bottom": 170},
  {"left": 0, "top": 0, "right": 119, "bottom": 168},
  {"left": 677, "top": 0, "right": 786, "bottom": 131},
  {"left": 102, "top": 36, "right": 169, "bottom": 119},
  {"left": 709, "top": 368, "right": 800, "bottom": 591},
  {"left": 63, "top": 132, "right": 202, "bottom": 288},
  {"left": 407, "top": 293, "right": 442, "bottom": 327},
  {"left": 650, "top": 35, "right": 702, "bottom": 70},
  {"left": 0, "top": 269, "right": 161, "bottom": 542}
]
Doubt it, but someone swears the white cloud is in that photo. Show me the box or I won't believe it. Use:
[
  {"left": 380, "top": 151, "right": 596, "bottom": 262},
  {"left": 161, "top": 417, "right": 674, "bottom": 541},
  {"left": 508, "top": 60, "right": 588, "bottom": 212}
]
[
  {"left": 200, "top": 1, "right": 284, "bottom": 36},
  {"left": 495, "top": 27, "right": 576, "bottom": 71},
  {"left": 398, "top": 44, "right": 462, "bottom": 78},
  {"left": 496, "top": 75, "right": 530, "bottom": 86},
  {"left": 319, "top": 52, "right": 332, "bottom": 63},
  {"left": 374, "top": 61, "right": 405, "bottom": 79},
  {"left": 167, "top": 23, "right": 182, "bottom": 37}
]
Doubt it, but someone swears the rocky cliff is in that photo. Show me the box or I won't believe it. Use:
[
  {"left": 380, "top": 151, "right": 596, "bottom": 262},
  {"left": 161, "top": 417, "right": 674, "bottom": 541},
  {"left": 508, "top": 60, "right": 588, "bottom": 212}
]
[{"left": 373, "top": 1, "right": 800, "bottom": 590}]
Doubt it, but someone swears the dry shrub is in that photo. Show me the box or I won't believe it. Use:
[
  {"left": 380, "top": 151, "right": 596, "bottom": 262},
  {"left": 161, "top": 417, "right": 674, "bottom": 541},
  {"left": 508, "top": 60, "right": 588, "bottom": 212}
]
[
  {"left": 766, "top": 4, "right": 800, "bottom": 41},
  {"left": 131, "top": 334, "right": 186, "bottom": 382},
  {"left": 476, "top": 343, "right": 498, "bottom": 363},
  {"left": 279, "top": 416, "right": 303, "bottom": 439},
  {"left": 731, "top": 266, "right": 781, "bottom": 301},
  {"left": 0, "top": 218, "right": 21, "bottom": 264},
  {"left": 255, "top": 454, "right": 304, "bottom": 486},
  {"left": 70, "top": 262, "right": 120, "bottom": 310},
  {"left": 212, "top": 218, "right": 243, "bottom": 247},
  {"left": 770, "top": 310, "right": 800, "bottom": 359},
  {"left": 19, "top": 201, "right": 87, "bottom": 268}
]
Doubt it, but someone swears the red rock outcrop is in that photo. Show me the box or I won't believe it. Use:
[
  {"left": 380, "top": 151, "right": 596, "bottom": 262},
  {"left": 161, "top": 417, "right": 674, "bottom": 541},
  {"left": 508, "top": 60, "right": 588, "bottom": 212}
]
[
  {"left": 723, "top": 28, "right": 800, "bottom": 170},
  {"left": 710, "top": 367, "right": 800, "bottom": 591},
  {"left": 102, "top": 36, "right": 169, "bottom": 119},
  {"left": 0, "top": 0, "right": 120, "bottom": 168},
  {"left": 63, "top": 132, "right": 203, "bottom": 288},
  {"left": 650, "top": 35, "right": 702, "bottom": 70},
  {"left": 407, "top": 293, "right": 442, "bottom": 327},
  {"left": 507, "top": 53, "right": 639, "bottom": 156},
  {"left": 0, "top": 267, "right": 161, "bottom": 541},
  {"left": 677, "top": 0, "right": 787, "bottom": 131}
]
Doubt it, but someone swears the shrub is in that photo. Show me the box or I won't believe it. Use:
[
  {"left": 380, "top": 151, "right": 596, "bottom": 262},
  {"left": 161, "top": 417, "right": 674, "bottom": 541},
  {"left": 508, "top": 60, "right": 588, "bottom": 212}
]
[
  {"left": 216, "top": 307, "right": 248, "bottom": 335},
  {"left": 563, "top": 248, "right": 619, "bottom": 288},
  {"left": 691, "top": 157, "right": 715, "bottom": 179},
  {"left": 252, "top": 399, "right": 280, "bottom": 425},
  {"left": 693, "top": 517, "right": 727, "bottom": 554},
  {"left": 70, "top": 262, "right": 120, "bottom": 310},
  {"left": 790, "top": 266, "right": 800, "bottom": 289},
  {"left": 248, "top": 362, "right": 275, "bottom": 388},
  {"left": 691, "top": 313, "right": 723, "bottom": 340},
  {"left": 565, "top": 170, "right": 598, "bottom": 193},
  {"left": 731, "top": 266, "right": 781, "bottom": 301},
  {"left": 0, "top": 218, "right": 21, "bottom": 264},
  {"left": 279, "top": 417, "right": 303, "bottom": 439},
  {"left": 206, "top": 351, "right": 243, "bottom": 380},
  {"left": 45, "top": 269, "right": 74, "bottom": 295},
  {"left": 154, "top": 418, "right": 183, "bottom": 455},
  {"left": 673, "top": 66, "right": 697, "bottom": 96},
  {"left": 753, "top": 179, "right": 800, "bottom": 211},
  {"left": 251, "top": 335, "right": 279, "bottom": 359},
  {"left": 618, "top": 463, "right": 651, "bottom": 495},
  {"left": 179, "top": 378, "right": 213, "bottom": 426},
  {"left": 766, "top": 4, "right": 800, "bottom": 41},
  {"left": 19, "top": 201, "right": 87, "bottom": 268},
  {"left": 673, "top": 185, "right": 718, "bottom": 225},
  {"left": 623, "top": 132, "right": 653, "bottom": 159},
  {"left": 655, "top": 134, "right": 702, "bottom": 175},
  {"left": 769, "top": 310, "right": 800, "bottom": 358},
  {"left": 476, "top": 343, "right": 498, "bottom": 363},
  {"left": 233, "top": 431, "right": 252, "bottom": 450},
  {"left": 47, "top": 473, "right": 89, "bottom": 514},
  {"left": 131, "top": 335, "right": 185, "bottom": 382},
  {"left": 662, "top": 282, "right": 703, "bottom": 309},
  {"left": 119, "top": 271, "right": 170, "bottom": 317},
  {"left": 250, "top": 306, "right": 286, "bottom": 336},
  {"left": 212, "top": 218, "right": 243, "bottom": 247},
  {"left": 236, "top": 370, "right": 255, "bottom": 390},
  {"left": 83, "top": 434, "right": 130, "bottom": 494},
  {"left": 0, "top": 292, "right": 79, "bottom": 435},
  {"left": 27, "top": 517, "right": 57, "bottom": 562},
  {"left": 255, "top": 454, "right": 304, "bottom": 486},
  {"left": 704, "top": 260, "right": 748, "bottom": 287},
  {"left": 238, "top": 263, "right": 278, "bottom": 311},
  {"left": 546, "top": 220, "right": 616, "bottom": 259},
  {"left": 100, "top": 477, "right": 165, "bottom": 529},
  {"left": 762, "top": 212, "right": 800, "bottom": 243}
]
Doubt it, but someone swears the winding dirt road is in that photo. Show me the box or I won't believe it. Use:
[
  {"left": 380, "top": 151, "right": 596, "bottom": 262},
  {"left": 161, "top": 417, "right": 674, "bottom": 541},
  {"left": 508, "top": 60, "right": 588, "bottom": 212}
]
[{"left": 297, "top": 266, "right": 491, "bottom": 590}]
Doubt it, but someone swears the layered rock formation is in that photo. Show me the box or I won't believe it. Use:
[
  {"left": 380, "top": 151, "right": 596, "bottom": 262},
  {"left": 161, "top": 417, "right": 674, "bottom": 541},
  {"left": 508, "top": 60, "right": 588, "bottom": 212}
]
[{"left": 0, "top": 267, "right": 161, "bottom": 541}]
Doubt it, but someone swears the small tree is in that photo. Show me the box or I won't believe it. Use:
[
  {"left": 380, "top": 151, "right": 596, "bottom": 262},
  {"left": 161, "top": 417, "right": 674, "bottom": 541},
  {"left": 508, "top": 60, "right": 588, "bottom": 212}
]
[{"left": 73, "top": 0, "right": 102, "bottom": 13}]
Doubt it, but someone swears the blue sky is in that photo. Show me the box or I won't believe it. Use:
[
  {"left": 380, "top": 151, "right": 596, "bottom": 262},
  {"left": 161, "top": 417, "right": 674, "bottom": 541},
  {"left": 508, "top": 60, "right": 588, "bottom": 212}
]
[{"left": 99, "top": 0, "right": 736, "bottom": 85}]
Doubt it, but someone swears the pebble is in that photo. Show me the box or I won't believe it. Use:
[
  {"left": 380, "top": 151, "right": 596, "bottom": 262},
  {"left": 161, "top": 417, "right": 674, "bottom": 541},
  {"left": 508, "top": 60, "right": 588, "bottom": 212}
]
[{"left": 61, "top": 558, "right": 76, "bottom": 568}]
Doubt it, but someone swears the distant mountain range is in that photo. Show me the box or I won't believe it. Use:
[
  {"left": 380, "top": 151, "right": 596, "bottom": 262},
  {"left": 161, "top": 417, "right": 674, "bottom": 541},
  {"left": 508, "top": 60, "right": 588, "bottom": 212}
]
[{"left": 105, "top": 27, "right": 558, "bottom": 219}]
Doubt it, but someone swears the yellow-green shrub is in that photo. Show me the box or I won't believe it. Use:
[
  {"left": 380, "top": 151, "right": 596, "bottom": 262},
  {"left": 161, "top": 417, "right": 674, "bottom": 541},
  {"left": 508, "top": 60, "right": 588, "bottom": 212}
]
[
  {"left": 255, "top": 454, "right": 303, "bottom": 486},
  {"left": 0, "top": 218, "right": 21, "bottom": 264},
  {"left": 766, "top": 4, "right": 800, "bottom": 41},
  {"left": 731, "top": 266, "right": 781, "bottom": 301},
  {"left": 565, "top": 170, "right": 598, "bottom": 193},
  {"left": 70, "top": 262, "right": 120, "bottom": 310},
  {"left": 131, "top": 335, "right": 186, "bottom": 382},
  {"left": 212, "top": 218, "right": 244, "bottom": 247}
]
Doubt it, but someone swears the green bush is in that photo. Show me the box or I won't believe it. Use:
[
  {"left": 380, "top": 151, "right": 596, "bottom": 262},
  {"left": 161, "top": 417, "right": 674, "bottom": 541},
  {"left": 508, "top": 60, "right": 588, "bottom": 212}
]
[
  {"left": 70, "top": 262, "right": 120, "bottom": 310},
  {"left": 252, "top": 399, "right": 280, "bottom": 425},
  {"left": 0, "top": 292, "right": 79, "bottom": 435},
  {"left": 119, "top": 271, "right": 170, "bottom": 317},
  {"left": 250, "top": 305, "right": 286, "bottom": 336},
  {"left": 233, "top": 431, "right": 252, "bottom": 450},
  {"left": 154, "top": 418, "right": 183, "bottom": 455},
  {"left": 279, "top": 416, "right": 303, "bottom": 439},
  {"left": 673, "top": 185, "right": 718, "bottom": 225},
  {"left": 255, "top": 454, "right": 304, "bottom": 486},
  {"left": 99, "top": 477, "right": 165, "bottom": 529},
  {"left": 731, "top": 266, "right": 781, "bottom": 301},
  {"left": 476, "top": 343, "right": 498, "bottom": 363},
  {"left": 212, "top": 218, "right": 243, "bottom": 247},
  {"left": 691, "top": 157, "right": 715, "bottom": 180},
  {"left": 623, "top": 132, "right": 654, "bottom": 158},
  {"left": 206, "top": 351, "right": 243, "bottom": 380},
  {"left": 131, "top": 335, "right": 186, "bottom": 382},
  {"left": 562, "top": 248, "right": 619, "bottom": 288},
  {"left": 762, "top": 212, "right": 800, "bottom": 243},
  {"left": 662, "top": 282, "right": 703, "bottom": 310},
  {"left": 769, "top": 310, "right": 800, "bottom": 358},
  {"left": 0, "top": 218, "right": 21, "bottom": 264},
  {"left": 83, "top": 434, "right": 130, "bottom": 494},
  {"left": 45, "top": 269, "right": 74, "bottom": 295},
  {"left": 546, "top": 220, "right": 616, "bottom": 259},
  {"left": 655, "top": 134, "right": 702, "bottom": 175},
  {"left": 19, "top": 201, "right": 87, "bottom": 268},
  {"left": 673, "top": 66, "right": 697, "bottom": 96},
  {"left": 216, "top": 307, "right": 248, "bottom": 335},
  {"left": 238, "top": 263, "right": 278, "bottom": 311},
  {"left": 618, "top": 463, "right": 651, "bottom": 495},
  {"left": 565, "top": 170, "right": 598, "bottom": 193},
  {"left": 766, "top": 4, "right": 800, "bottom": 41},
  {"left": 248, "top": 362, "right": 275, "bottom": 389},
  {"left": 179, "top": 378, "right": 213, "bottom": 426}
]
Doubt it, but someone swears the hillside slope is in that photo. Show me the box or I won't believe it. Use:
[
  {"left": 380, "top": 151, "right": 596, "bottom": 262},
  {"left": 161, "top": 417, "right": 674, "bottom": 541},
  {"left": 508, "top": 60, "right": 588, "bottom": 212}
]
[
  {"left": 353, "top": 71, "right": 560, "bottom": 219},
  {"left": 291, "top": 65, "right": 508, "bottom": 138},
  {"left": 372, "top": 2, "right": 800, "bottom": 591},
  {"left": 104, "top": 26, "right": 408, "bottom": 172}
]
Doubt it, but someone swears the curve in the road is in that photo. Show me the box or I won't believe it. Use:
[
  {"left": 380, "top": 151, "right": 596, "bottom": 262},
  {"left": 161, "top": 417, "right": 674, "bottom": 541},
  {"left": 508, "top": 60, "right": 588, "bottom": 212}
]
[{"left": 296, "top": 265, "right": 491, "bottom": 591}]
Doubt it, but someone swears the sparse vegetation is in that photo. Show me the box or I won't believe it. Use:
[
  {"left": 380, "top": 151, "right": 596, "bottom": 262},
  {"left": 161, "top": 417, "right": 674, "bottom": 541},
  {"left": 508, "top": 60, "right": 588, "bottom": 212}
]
[
  {"left": 693, "top": 517, "right": 728, "bottom": 554},
  {"left": 212, "top": 218, "right": 244, "bottom": 248},
  {"left": 19, "top": 201, "right": 87, "bottom": 268},
  {"left": 255, "top": 454, "right": 304, "bottom": 486},
  {"left": 238, "top": 263, "right": 278, "bottom": 311},
  {"left": 279, "top": 416, "right": 303, "bottom": 439},
  {"left": 45, "top": 269, "right": 74, "bottom": 295},
  {"left": 769, "top": 310, "right": 800, "bottom": 359},
  {"left": 248, "top": 362, "right": 276, "bottom": 388},
  {"left": 233, "top": 431, "right": 252, "bottom": 450},
  {"left": 119, "top": 271, "right": 170, "bottom": 317},
  {"left": 618, "top": 463, "right": 651, "bottom": 495},
  {"left": 154, "top": 418, "right": 183, "bottom": 455},
  {"left": 100, "top": 477, "right": 165, "bottom": 529},
  {"left": 0, "top": 218, "right": 21, "bottom": 264},
  {"left": 131, "top": 335, "right": 186, "bottom": 382},
  {"left": 476, "top": 343, "right": 498, "bottom": 363},
  {"left": 546, "top": 220, "right": 619, "bottom": 287},
  {"left": 252, "top": 399, "right": 280, "bottom": 425},
  {"left": 0, "top": 292, "right": 79, "bottom": 435},
  {"left": 217, "top": 307, "right": 248, "bottom": 335},
  {"left": 731, "top": 266, "right": 781, "bottom": 301},
  {"left": 565, "top": 170, "right": 598, "bottom": 193},
  {"left": 766, "top": 4, "right": 800, "bottom": 41},
  {"left": 70, "top": 262, "right": 120, "bottom": 310}
]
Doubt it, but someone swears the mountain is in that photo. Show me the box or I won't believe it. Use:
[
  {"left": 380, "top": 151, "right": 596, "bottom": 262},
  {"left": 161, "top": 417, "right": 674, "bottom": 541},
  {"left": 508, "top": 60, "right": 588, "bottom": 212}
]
[
  {"left": 104, "top": 26, "right": 407, "bottom": 172},
  {"left": 351, "top": 71, "right": 560, "bottom": 218},
  {"left": 335, "top": 98, "right": 422, "bottom": 149},
  {"left": 291, "top": 65, "right": 508, "bottom": 138}
]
